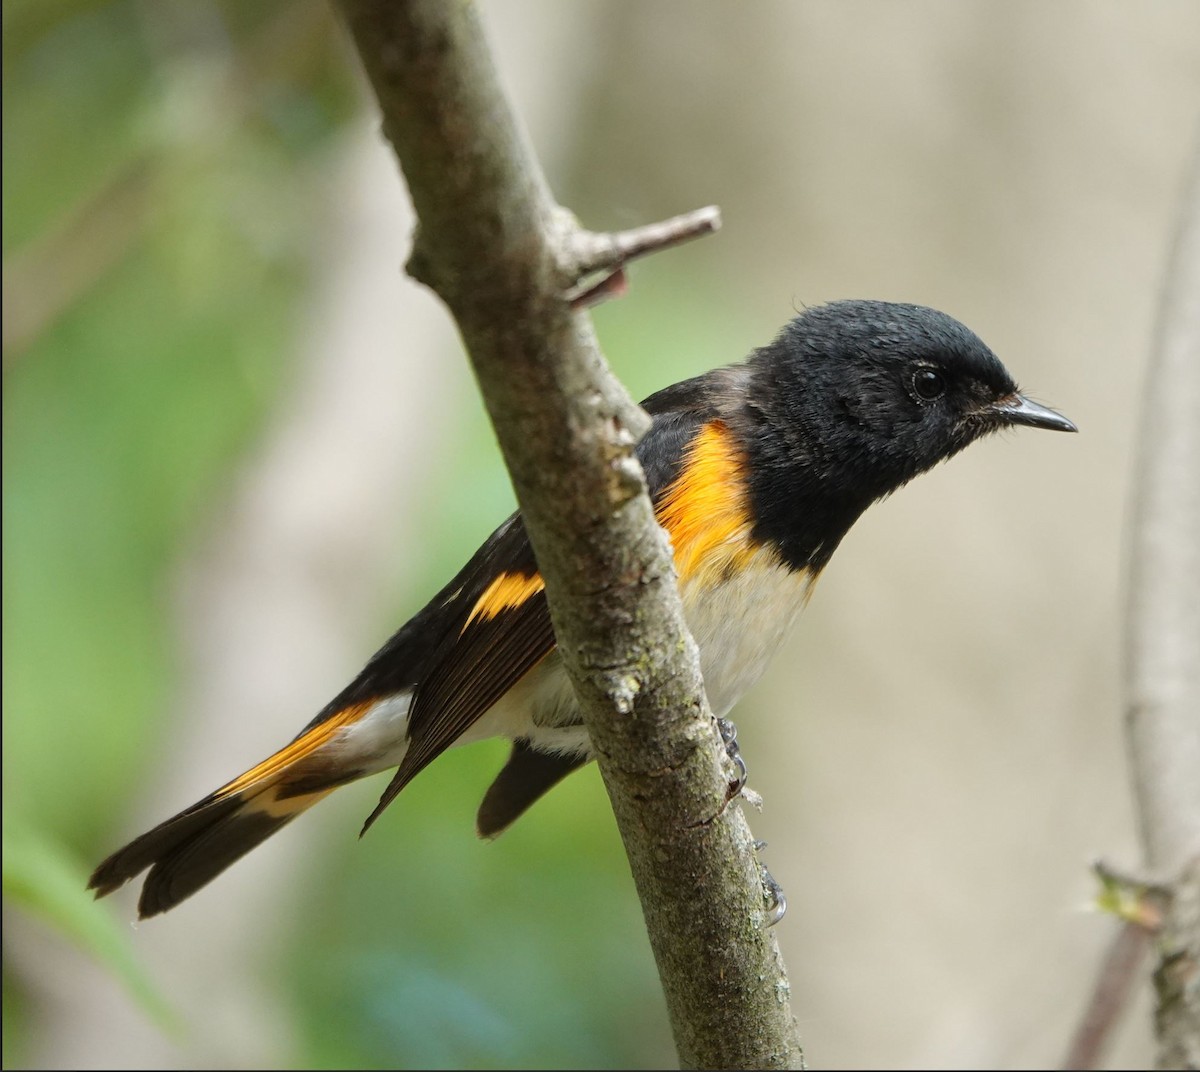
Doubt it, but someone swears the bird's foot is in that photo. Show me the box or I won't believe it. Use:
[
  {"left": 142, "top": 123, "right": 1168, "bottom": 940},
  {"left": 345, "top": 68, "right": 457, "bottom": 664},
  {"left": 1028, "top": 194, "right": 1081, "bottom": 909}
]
[
  {"left": 717, "top": 717, "right": 748, "bottom": 801},
  {"left": 753, "top": 839, "right": 788, "bottom": 926}
]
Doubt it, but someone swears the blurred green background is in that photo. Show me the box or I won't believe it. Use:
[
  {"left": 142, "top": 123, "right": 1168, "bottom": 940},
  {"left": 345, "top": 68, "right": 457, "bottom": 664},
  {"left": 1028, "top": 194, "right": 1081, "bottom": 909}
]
[{"left": 4, "top": 1, "right": 1197, "bottom": 1068}]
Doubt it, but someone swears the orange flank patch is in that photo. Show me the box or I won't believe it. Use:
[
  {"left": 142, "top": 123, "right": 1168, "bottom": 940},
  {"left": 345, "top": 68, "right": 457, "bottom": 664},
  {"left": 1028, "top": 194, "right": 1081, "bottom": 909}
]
[
  {"left": 657, "top": 421, "right": 757, "bottom": 585},
  {"left": 463, "top": 422, "right": 753, "bottom": 628},
  {"left": 464, "top": 570, "right": 545, "bottom": 628},
  {"left": 214, "top": 701, "right": 373, "bottom": 799}
]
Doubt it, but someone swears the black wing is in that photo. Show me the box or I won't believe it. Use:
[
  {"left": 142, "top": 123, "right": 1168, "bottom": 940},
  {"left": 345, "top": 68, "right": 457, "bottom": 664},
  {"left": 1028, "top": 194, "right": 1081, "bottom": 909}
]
[
  {"left": 298, "top": 512, "right": 540, "bottom": 737},
  {"left": 359, "top": 512, "right": 553, "bottom": 832},
  {"left": 361, "top": 366, "right": 742, "bottom": 831}
]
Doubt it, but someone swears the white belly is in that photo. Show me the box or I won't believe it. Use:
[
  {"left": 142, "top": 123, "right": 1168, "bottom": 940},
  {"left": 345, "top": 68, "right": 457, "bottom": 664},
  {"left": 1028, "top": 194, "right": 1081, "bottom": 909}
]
[
  {"left": 679, "top": 550, "right": 814, "bottom": 717},
  {"left": 470, "top": 547, "right": 813, "bottom": 746}
]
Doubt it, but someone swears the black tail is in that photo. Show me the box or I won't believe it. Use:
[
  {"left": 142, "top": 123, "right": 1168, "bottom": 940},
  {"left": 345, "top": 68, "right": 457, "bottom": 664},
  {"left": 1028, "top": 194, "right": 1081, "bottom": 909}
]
[
  {"left": 89, "top": 699, "right": 380, "bottom": 916},
  {"left": 88, "top": 786, "right": 314, "bottom": 918}
]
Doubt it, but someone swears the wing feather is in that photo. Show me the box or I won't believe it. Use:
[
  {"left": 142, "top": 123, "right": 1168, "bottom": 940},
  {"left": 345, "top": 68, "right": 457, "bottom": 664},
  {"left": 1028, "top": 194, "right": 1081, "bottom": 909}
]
[
  {"left": 359, "top": 520, "right": 554, "bottom": 831},
  {"left": 361, "top": 585, "right": 555, "bottom": 832},
  {"left": 360, "top": 371, "right": 740, "bottom": 831}
]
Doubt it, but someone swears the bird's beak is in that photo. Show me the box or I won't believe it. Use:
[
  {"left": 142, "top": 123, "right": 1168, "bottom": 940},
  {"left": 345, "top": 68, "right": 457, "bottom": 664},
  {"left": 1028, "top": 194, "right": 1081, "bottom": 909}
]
[{"left": 990, "top": 393, "right": 1078, "bottom": 433}]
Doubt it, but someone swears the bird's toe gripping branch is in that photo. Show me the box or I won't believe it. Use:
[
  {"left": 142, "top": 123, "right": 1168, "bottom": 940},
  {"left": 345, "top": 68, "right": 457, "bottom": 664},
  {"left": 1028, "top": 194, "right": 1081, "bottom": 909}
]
[
  {"left": 718, "top": 719, "right": 788, "bottom": 926},
  {"left": 753, "top": 839, "right": 788, "bottom": 927},
  {"left": 717, "top": 716, "right": 749, "bottom": 802}
]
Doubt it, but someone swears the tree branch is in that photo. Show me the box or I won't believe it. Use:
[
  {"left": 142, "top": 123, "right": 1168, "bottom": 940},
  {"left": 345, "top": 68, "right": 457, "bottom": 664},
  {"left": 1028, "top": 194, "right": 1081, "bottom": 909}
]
[
  {"left": 1124, "top": 133, "right": 1200, "bottom": 1068},
  {"left": 1062, "top": 919, "right": 1152, "bottom": 1071},
  {"left": 331, "top": 1, "right": 803, "bottom": 1067}
]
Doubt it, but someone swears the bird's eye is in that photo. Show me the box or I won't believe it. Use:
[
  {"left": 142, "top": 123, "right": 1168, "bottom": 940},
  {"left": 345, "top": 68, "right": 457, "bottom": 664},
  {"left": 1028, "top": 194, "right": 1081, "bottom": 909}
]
[{"left": 911, "top": 368, "right": 946, "bottom": 402}]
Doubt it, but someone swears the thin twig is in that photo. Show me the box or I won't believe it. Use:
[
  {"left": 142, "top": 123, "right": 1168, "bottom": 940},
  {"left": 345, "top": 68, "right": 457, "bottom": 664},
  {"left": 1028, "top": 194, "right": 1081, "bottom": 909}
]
[
  {"left": 565, "top": 206, "right": 721, "bottom": 308},
  {"left": 568, "top": 267, "right": 630, "bottom": 310},
  {"left": 569, "top": 205, "right": 722, "bottom": 277},
  {"left": 1062, "top": 920, "right": 1152, "bottom": 1071}
]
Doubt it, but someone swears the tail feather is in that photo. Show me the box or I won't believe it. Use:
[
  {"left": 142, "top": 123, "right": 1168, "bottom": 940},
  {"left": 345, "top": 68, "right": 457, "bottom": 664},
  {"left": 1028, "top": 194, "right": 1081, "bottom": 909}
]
[
  {"left": 89, "top": 701, "right": 376, "bottom": 917},
  {"left": 89, "top": 785, "right": 331, "bottom": 918},
  {"left": 88, "top": 794, "right": 244, "bottom": 900},
  {"left": 134, "top": 799, "right": 291, "bottom": 919}
]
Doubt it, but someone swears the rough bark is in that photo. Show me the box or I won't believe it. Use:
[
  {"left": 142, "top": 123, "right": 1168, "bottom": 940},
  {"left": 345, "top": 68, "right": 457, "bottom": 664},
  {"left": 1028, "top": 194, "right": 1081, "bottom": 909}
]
[{"left": 331, "top": 1, "right": 804, "bottom": 1067}]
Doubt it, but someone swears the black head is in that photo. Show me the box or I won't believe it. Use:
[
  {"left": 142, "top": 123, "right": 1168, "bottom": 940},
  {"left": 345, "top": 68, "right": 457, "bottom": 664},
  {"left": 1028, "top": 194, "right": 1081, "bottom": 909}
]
[{"left": 739, "top": 299, "right": 1075, "bottom": 570}]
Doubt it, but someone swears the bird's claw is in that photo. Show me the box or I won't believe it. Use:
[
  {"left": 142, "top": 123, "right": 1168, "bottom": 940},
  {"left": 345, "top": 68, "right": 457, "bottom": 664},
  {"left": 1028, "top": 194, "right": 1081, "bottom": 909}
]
[
  {"left": 753, "top": 839, "right": 788, "bottom": 926},
  {"left": 717, "top": 717, "right": 748, "bottom": 800}
]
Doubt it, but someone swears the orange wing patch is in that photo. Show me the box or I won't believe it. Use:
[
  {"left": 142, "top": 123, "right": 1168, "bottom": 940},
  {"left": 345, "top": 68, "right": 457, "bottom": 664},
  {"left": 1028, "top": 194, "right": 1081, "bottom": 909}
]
[
  {"left": 214, "top": 700, "right": 373, "bottom": 799},
  {"left": 462, "top": 422, "right": 752, "bottom": 629},
  {"left": 657, "top": 420, "right": 757, "bottom": 585},
  {"left": 464, "top": 571, "right": 545, "bottom": 629}
]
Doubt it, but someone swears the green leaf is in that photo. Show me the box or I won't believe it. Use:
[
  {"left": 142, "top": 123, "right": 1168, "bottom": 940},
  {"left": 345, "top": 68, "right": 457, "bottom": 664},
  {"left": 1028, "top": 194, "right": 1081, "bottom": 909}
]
[{"left": 2, "top": 818, "right": 180, "bottom": 1033}]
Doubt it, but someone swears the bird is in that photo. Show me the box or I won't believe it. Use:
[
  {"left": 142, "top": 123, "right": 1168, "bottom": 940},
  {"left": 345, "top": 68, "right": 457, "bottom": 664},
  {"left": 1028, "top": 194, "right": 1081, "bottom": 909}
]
[{"left": 89, "top": 299, "right": 1076, "bottom": 919}]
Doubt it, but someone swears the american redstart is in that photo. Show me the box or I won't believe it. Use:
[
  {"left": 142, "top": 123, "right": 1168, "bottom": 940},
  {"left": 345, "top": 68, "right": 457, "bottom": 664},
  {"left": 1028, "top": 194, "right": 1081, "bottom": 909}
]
[{"left": 90, "top": 299, "right": 1076, "bottom": 918}]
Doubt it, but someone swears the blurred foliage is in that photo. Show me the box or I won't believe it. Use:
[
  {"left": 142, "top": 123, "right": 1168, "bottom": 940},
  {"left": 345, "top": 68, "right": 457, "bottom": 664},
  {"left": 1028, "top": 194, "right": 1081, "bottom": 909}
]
[
  {"left": 3, "top": 4, "right": 352, "bottom": 1064},
  {"left": 3, "top": 0, "right": 351, "bottom": 847},
  {"left": 2, "top": 1, "right": 749, "bottom": 1067},
  {"left": 2, "top": 817, "right": 179, "bottom": 1034}
]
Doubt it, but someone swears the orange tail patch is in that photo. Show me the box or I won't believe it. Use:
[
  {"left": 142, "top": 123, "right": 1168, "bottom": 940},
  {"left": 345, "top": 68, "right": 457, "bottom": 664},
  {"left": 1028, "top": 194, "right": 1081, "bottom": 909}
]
[{"left": 213, "top": 700, "right": 373, "bottom": 800}]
